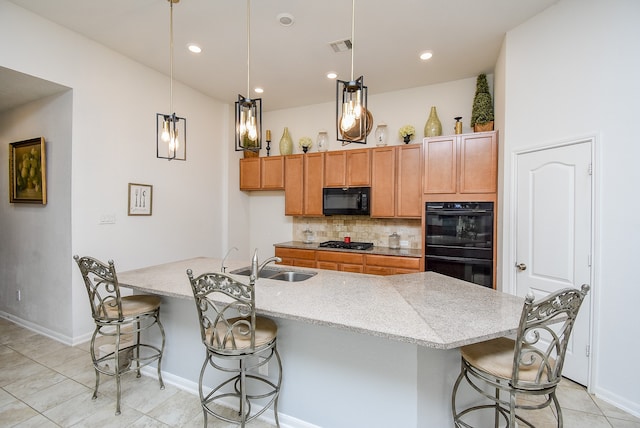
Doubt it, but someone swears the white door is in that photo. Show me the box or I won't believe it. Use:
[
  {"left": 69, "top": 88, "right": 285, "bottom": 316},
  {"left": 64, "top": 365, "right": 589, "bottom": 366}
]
[{"left": 515, "top": 139, "right": 592, "bottom": 385}]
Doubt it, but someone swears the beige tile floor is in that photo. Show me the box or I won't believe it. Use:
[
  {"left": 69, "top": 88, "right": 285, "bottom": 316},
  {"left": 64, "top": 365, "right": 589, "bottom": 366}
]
[{"left": 1, "top": 317, "right": 639, "bottom": 427}]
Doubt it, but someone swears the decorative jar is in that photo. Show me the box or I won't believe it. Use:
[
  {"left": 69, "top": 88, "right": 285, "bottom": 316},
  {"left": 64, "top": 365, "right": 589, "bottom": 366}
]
[
  {"left": 316, "top": 131, "right": 329, "bottom": 152},
  {"left": 389, "top": 232, "right": 400, "bottom": 249},
  {"left": 374, "top": 123, "right": 388, "bottom": 146}
]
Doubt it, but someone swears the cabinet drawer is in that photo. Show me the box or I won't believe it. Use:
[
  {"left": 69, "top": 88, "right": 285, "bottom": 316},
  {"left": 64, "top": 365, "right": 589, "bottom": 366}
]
[
  {"left": 293, "top": 259, "right": 316, "bottom": 268},
  {"left": 316, "top": 251, "right": 364, "bottom": 264},
  {"left": 275, "top": 248, "right": 316, "bottom": 260},
  {"left": 365, "top": 255, "right": 421, "bottom": 270},
  {"left": 364, "top": 266, "right": 395, "bottom": 276},
  {"left": 341, "top": 264, "right": 364, "bottom": 273},
  {"left": 316, "top": 261, "right": 338, "bottom": 271}
]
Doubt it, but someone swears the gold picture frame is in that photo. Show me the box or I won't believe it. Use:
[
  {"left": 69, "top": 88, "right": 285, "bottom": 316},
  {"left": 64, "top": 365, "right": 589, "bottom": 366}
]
[
  {"left": 9, "top": 137, "right": 47, "bottom": 204},
  {"left": 128, "top": 183, "right": 153, "bottom": 216}
]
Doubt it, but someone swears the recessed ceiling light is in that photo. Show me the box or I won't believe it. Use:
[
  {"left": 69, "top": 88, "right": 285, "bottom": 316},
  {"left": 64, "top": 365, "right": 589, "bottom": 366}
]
[
  {"left": 419, "top": 51, "right": 433, "bottom": 61},
  {"left": 277, "top": 13, "right": 295, "bottom": 27},
  {"left": 254, "top": 87, "right": 264, "bottom": 94},
  {"left": 187, "top": 44, "right": 202, "bottom": 54},
  {"left": 326, "top": 72, "right": 338, "bottom": 79}
]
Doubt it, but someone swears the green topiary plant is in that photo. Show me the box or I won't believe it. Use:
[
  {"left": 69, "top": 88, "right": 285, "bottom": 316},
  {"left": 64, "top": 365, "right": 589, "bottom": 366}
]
[{"left": 470, "top": 73, "right": 494, "bottom": 128}]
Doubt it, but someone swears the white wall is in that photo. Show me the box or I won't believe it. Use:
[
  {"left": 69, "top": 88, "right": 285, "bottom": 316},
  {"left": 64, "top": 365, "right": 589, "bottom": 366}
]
[
  {"left": 0, "top": 91, "right": 73, "bottom": 340},
  {"left": 0, "top": 1, "right": 230, "bottom": 341},
  {"left": 250, "top": 77, "right": 484, "bottom": 258},
  {"left": 502, "top": 0, "right": 640, "bottom": 416}
]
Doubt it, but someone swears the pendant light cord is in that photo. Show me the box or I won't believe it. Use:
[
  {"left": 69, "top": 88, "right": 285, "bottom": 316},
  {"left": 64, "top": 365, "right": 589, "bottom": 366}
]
[
  {"left": 350, "top": 0, "right": 355, "bottom": 82},
  {"left": 246, "top": 0, "right": 251, "bottom": 97},
  {"left": 169, "top": 0, "right": 174, "bottom": 115}
]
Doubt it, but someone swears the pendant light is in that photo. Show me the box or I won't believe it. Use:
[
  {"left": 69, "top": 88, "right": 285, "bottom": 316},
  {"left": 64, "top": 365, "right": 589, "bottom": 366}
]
[
  {"left": 336, "top": 0, "right": 368, "bottom": 145},
  {"left": 235, "top": 0, "right": 262, "bottom": 153},
  {"left": 157, "top": 0, "right": 186, "bottom": 161}
]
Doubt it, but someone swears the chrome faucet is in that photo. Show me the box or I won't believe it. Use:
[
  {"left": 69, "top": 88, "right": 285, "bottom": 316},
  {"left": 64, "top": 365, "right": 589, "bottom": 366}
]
[
  {"left": 250, "top": 249, "right": 282, "bottom": 280},
  {"left": 220, "top": 246, "right": 238, "bottom": 273}
]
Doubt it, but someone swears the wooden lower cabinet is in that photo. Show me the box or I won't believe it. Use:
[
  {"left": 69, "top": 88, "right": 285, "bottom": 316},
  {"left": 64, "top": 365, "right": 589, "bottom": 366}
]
[
  {"left": 275, "top": 248, "right": 316, "bottom": 268},
  {"left": 275, "top": 247, "right": 421, "bottom": 276},
  {"left": 316, "top": 251, "right": 364, "bottom": 273},
  {"left": 364, "top": 254, "right": 422, "bottom": 275}
]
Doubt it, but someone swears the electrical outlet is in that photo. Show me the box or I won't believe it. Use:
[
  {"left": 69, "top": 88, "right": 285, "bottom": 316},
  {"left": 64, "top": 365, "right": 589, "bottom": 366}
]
[
  {"left": 400, "top": 240, "right": 409, "bottom": 248},
  {"left": 16, "top": 289, "right": 21, "bottom": 301}
]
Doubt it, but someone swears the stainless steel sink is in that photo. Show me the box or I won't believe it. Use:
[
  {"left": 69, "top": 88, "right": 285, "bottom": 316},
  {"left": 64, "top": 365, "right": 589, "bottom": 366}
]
[{"left": 229, "top": 266, "right": 317, "bottom": 282}]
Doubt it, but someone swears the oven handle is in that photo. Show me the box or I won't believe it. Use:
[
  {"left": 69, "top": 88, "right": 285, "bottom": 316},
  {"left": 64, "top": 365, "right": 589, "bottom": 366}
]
[
  {"left": 425, "top": 255, "right": 493, "bottom": 265},
  {"left": 426, "top": 209, "right": 490, "bottom": 215}
]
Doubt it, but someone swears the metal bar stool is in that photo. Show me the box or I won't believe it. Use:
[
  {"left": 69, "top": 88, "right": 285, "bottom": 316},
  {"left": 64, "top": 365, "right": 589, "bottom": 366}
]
[
  {"left": 452, "top": 284, "right": 590, "bottom": 427},
  {"left": 186, "top": 252, "right": 282, "bottom": 427},
  {"left": 74, "top": 255, "right": 165, "bottom": 415}
]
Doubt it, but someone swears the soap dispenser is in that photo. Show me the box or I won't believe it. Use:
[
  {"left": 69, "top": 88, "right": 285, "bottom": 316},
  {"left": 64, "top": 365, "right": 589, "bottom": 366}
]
[{"left": 389, "top": 232, "right": 400, "bottom": 249}]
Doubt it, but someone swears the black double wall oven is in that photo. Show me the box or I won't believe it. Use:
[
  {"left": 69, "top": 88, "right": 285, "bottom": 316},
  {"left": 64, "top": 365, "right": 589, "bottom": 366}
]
[{"left": 425, "top": 202, "right": 494, "bottom": 288}]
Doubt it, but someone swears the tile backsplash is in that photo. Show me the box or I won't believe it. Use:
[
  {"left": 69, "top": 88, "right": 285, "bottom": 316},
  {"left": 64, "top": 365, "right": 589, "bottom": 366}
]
[{"left": 293, "top": 216, "right": 422, "bottom": 249}]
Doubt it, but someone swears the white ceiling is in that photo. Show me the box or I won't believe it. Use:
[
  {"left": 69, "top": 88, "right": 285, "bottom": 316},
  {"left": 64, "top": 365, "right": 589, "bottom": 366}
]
[{"left": 4, "top": 0, "right": 559, "bottom": 112}]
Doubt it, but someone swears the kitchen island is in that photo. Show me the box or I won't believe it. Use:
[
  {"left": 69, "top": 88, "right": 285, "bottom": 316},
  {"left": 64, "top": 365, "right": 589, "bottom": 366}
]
[{"left": 118, "top": 257, "right": 523, "bottom": 427}]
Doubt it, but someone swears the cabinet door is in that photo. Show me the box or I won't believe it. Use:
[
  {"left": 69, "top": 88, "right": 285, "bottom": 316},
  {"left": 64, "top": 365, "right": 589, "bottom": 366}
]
[
  {"left": 239, "top": 157, "right": 261, "bottom": 190},
  {"left": 261, "top": 156, "right": 284, "bottom": 189},
  {"left": 371, "top": 147, "right": 396, "bottom": 217},
  {"left": 346, "top": 149, "right": 371, "bottom": 186},
  {"left": 323, "top": 151, "right": 346, "bottom": 187},
  {"left": 396, "top": 144, "right": 423, "bottom": 218},
  {"left": 423, "top": 136, "right": 457, "bottom": 194},
  {"left": 459, "top": 132, "right": 497, "bottom": 193},
  {"left": 285, "top": 155, "right": 304, "bottom": 215},
  {"left": 304, "top": 153, "right": 324, "bottom": 216}
]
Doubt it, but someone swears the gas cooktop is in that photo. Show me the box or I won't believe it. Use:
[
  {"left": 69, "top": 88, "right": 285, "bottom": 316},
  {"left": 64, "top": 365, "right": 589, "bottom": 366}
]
[{"left": 318, "top": 240, "right": 374, "bottom": 251}]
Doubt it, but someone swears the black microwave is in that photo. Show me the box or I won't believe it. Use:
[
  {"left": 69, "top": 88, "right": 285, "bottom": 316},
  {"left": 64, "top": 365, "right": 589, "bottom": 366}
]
[{"left": 322, "top": 187, "right": 370, "bottom": 216}]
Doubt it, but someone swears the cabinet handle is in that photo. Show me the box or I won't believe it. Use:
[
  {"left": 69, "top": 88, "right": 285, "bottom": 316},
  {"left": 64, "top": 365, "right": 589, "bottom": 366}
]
[{"left": 515, "top": 263, "right": 527, "bottom": 271}]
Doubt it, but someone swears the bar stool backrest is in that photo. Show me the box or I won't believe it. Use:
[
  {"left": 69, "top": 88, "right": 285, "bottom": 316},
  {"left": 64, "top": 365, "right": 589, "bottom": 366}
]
[
  {"left": 74, "top": 255, "right": 124, "bottom": 322},
  {"left": 187, "top": 271, "right": 257, "bottom": 353},
  {"left": 512, "top": 284, "right": 590, "bottom": 390}
]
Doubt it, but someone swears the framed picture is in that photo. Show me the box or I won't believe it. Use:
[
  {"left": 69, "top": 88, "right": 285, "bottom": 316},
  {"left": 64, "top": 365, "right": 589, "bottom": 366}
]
[
  {"left": 9, "top": 137, "right": 47, "bottom": 204},
  {"left": 128, "top": 183, "right": 153, "bottom": 216}
]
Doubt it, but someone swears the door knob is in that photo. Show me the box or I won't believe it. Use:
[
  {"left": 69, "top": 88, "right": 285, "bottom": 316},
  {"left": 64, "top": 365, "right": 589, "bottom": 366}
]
[{"left": 516, "top": 263, "right": 527, "bottom": 271}]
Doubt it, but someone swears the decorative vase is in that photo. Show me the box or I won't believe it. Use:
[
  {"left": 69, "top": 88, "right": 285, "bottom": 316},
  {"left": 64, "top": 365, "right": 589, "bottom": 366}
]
[
  {"left": 424, "top": 106, "right": 442, "bottom": 137},
  {"left": 279, "top": 127, "right": 293, "bottom": 156},
  {"left": 403, "top": 135, "right": 412, "bottom": 144}
]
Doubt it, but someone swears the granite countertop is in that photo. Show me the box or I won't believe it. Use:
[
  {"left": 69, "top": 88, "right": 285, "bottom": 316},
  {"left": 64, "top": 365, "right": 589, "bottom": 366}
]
[
  {"left": 118, "top": 257, "right": 523, "bottom": 350},
  {"left": 275, "top": 241, "right": 423, "bottom": 258}
]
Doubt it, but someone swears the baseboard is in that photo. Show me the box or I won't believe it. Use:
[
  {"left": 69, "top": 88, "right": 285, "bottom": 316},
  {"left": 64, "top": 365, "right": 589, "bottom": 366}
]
[
  {"left": 592, "top": 385, "right": 640, "bottom": 419},
  {"left": 0, "top": 311, "right": 76, "bottom": 345},
  {"left": 139, "top": 366, "right": 320, "bottom": 428}
]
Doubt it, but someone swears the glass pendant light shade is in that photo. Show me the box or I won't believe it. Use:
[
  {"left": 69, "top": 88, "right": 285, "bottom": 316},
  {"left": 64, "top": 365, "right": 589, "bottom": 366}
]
[
  {"left": 156, "top": 113, "right": 186, "bottom": 160},
  {"left": 235, "top": 95, "right": 262, "bottom": 152}
]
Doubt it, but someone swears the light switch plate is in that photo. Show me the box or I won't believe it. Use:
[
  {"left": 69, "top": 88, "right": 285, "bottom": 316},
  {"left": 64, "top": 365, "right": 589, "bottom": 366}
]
[{"left": 99, "top": 214, "right": 116, "bottom": 224}]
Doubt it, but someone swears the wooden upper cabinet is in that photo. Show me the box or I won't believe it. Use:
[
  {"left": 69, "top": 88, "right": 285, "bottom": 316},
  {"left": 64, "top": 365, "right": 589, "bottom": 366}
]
[
  {"left": 423, "top": 136, "right": 457, "bottom": 194},
  {"left": 261, "top": 156, "right": 285, "bottom": 189},
  {"left": 284, "top": 155, "right": 304, "bottom": 215},
  {"left": 304, "top": 153, "right": 324, "bottom": 216},
  {"left": 371, "top": 144, "right": 422, "bottom": 218},
  {"left": 371, "top": 147, "right": 396, "bottom": 217},
  {"left": 284, "top": 153, "right": 324, "bottom": 216},
  {"left": 396, "top": 144, "right": 423, "bottom": 217},
  {"left": 423, "top": 131, "right": 497, "bottom": 195},
  {"left": 324, "top": 148, "right": 370, "bottom": 187},
  {"left": 239, "top": 157, "right": 261, "bottom": 190},
  {"left": 240, "top": 156, "right": 284, "bottom": 191},
  {"left": 458, "top": 132, "right": 498, "bottom": 194}
]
